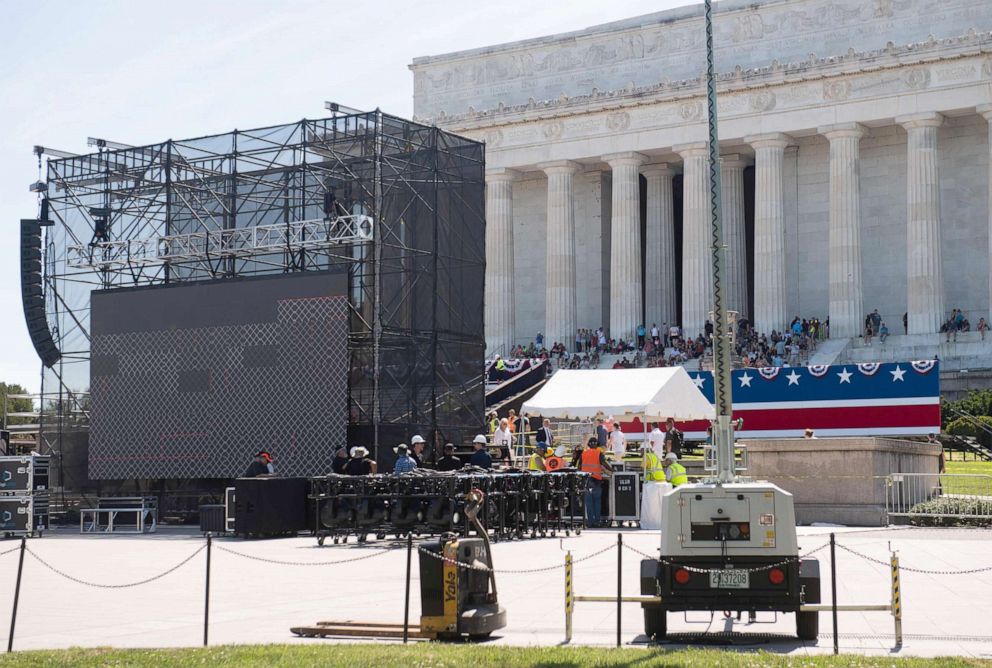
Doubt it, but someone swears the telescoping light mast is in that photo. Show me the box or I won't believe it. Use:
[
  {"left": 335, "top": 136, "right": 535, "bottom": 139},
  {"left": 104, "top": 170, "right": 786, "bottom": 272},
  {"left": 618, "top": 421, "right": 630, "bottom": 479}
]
[{"left": 702, "top": 0, "right": 736, "bottom": 484}]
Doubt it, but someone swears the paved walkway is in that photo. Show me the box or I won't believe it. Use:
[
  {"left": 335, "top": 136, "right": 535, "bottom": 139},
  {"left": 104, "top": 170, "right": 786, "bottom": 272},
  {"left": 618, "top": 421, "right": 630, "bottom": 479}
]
[{"left": 0, "top": 525, "right": 990, "bottom": 657}]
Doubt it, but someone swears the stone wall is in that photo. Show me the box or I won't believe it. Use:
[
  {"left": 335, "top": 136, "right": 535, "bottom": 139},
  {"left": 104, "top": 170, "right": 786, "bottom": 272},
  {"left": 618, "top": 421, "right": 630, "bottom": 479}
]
[{"left": 746, "top": 437, "right": 941, "bottom": 525}]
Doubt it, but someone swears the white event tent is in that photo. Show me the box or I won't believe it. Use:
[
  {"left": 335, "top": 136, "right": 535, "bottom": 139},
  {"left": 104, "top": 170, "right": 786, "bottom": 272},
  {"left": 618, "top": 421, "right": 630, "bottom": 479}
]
[{"left": 521, "top": 367, "right": 715, "bottom": 422}]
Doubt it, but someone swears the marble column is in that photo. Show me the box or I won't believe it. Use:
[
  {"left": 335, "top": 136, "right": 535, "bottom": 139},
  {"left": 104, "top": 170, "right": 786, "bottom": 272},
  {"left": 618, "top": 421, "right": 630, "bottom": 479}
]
[
  {"left": 721, "top": 154, "right": 748, "bottom": 319},
  {"left": 484, "top": 168, "right": 517, "bottom": 355},
  {"left": 642, "top": 163, "right": 677, "bottom": 332},
  {"left": 746, "top": 133, "right": 791, "bottom": 334},
  {"left": 978, "top": 105, "right": 992, "bottom": 321},
  {"left": 675, "top": 142, "right": 712, "bottom": 338},
  {"left": 897, "top": 112, "right": 944, "bottom": 335},
  {"left": 818, "top": 123, "right": 866, "bottom": 339},
  {"left": 539, "top": 160, "right": 580, "bottom": 351},
  {"left": 604, "top": 152, "right": 647, "bottom": 344}
]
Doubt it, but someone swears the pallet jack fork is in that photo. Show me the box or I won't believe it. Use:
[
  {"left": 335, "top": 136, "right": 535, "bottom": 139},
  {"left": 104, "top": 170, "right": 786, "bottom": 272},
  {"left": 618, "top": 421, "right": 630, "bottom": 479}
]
[
  {"left": 290, "top": 620, "right": 435, "bottom": 640},
  {"left": 291, "top": 489, "right": 506, "bottom": 642}
]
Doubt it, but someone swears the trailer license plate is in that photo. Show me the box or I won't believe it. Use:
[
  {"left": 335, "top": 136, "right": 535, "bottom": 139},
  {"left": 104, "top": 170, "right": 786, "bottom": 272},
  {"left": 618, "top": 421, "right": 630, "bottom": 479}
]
[{"left": 709, "top": 569, "right": 749, "bottom": 589}]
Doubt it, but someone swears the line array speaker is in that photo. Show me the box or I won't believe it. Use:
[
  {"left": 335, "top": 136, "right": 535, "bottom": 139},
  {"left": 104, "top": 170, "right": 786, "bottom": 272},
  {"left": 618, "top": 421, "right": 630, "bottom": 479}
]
[{"left": 20, "top": 220, "right": 60, "bottom": 368}]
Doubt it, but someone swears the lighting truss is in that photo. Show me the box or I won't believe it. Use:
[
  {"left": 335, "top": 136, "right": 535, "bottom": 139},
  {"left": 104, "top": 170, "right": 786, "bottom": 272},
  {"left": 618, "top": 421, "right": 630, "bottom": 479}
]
[{"left": 66, "top": 214, "right": 373, "bottom": 271}]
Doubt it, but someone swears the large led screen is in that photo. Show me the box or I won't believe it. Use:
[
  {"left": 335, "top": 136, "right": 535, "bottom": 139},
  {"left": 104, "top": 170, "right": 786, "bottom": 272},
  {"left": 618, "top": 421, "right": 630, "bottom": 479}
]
[{"left": 88, "top": 272, "right": 348, "bottom": 479}]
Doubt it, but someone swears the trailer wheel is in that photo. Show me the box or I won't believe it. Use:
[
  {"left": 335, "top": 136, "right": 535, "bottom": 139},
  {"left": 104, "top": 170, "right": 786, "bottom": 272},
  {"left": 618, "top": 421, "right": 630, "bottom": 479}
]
[
  {"left": 643, "top": 605, "right": 666, "bottom": 641},
  {"left": 796, "top": 610, "right": 819, "bottom": 640}
]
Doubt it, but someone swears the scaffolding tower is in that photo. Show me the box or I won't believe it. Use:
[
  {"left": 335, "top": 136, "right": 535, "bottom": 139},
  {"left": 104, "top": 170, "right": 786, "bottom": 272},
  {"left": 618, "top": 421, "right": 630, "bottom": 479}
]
[{"left": 29, "top": 110, "right": 486, "bottom": 492}]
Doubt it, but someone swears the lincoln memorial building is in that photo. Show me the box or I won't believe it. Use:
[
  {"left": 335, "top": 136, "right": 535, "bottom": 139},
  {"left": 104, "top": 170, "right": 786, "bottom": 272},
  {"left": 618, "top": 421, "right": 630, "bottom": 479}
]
[{"left": 411, "top": 0, "right": 992, "bottom": 360}]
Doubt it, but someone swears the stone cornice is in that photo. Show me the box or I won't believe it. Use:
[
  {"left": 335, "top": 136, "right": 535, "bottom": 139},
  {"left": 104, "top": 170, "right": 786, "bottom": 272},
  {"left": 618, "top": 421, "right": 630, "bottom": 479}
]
[{"left": 418, "top": 30, "right": 992, "bottom": 130}]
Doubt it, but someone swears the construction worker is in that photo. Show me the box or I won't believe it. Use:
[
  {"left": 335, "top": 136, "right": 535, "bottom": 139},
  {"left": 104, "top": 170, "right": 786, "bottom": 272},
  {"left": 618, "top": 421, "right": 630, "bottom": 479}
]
[
  {"left": 662, "top": 452, "right": 688, "bottom": 486},
  {"left": 545, "top": 445, "right": 567, "bottom": 471},
  {"left": 528, "top": 442, "right": 548, "bottom": 471},
  {"left": 488, "top": 411, "right": 499, "bottom": 435},
  {"left": 641, "top": 442, "right": 666, "bottom": 482},
  {"left": 580, "top": 437, "right": 613, "bottom": 527}
]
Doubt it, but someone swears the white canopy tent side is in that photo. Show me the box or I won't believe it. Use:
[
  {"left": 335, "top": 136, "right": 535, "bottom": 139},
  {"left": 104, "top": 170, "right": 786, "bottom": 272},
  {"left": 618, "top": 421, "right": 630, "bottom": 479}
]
[{"left": 521, "top": 367, "right": 715, "bottom": 422}]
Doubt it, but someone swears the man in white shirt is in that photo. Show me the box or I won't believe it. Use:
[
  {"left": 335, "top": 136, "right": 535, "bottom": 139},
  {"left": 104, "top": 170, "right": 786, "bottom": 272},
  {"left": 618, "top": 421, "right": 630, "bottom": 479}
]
[
  {"left": 492, "top": 418, "right": 513, "bottom": 461},
  {"left": 609, "top": 423, "right": 627, "bottom": 459},
  {"left": 648, "top": 422, "right": 665, "bottom": 457}
]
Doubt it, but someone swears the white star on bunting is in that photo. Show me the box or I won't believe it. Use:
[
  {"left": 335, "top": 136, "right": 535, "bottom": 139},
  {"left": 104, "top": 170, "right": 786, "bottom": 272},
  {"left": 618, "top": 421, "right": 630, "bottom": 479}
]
[
  {"left": 692, "top": 375, "right": 705, "bottom": 389},
  {"left": 890, "top": 366, "right": 906, "bottom": 382},
  {"left": 739, "top": 372, "right": 753, "bottom": 388},
  {"left": 837, "top": 368, "right": 853, "bottom": 384},
  {"left": 786, "top": 370, "right": 801, "bottom": 386}
]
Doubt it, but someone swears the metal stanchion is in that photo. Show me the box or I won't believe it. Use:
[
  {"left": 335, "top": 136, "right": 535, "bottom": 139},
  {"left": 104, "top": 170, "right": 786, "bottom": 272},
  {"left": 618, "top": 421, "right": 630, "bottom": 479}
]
[
  {"left": 7, "top": 537, "right": 26, "bottom": 653},
  {"left": 403, "top": 534, "right": 413, "bottom": 644},
  {"left": 891, "top": 550, "right": 902, "bottom": 647},
  {"left": 830, "top": 532, "right": 838, "bottom": 655},
  {"left": 616, "top": 533, "right": 622, "bottom": 648},
  {"left": 203, "top": 533, "right": 212, "bottom": 647},
  {"left": 564, "top": 551, "right": 573, "bottom": 643}
]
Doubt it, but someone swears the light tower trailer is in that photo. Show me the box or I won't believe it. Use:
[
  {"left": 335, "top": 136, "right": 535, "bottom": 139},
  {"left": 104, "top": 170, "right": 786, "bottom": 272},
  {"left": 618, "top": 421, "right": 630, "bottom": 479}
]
[{"left": 638, "top": 481, "right": 821, "bottom": 640}]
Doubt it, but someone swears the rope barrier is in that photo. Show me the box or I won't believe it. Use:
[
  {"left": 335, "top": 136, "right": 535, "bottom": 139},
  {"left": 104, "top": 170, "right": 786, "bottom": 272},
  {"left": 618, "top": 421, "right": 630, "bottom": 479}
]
[
  {"left": 620, "top": 540, "right": 832, "bottom": 573},
  {"left": 836, "top": 543, "right": 992, "bottom": 575},
  {"left": 0, "top": 546, "right": 22, "bottom": 558},
  {"left": 25, "top": 544, "right": 206, "bottom": 589},
  {"left": 416, "top": 542, "right": 617, "bottom": 574},
  {"left": 213, "top": 543, "right": 393, "bottom": 566}
]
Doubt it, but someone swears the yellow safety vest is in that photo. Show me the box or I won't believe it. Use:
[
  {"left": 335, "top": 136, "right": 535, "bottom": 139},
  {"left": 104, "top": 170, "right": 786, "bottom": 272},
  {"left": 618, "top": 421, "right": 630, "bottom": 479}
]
[
  {"left": 528, "top": 453, "right": 545, "bottom": 471},
  {"left": 643, "top": 452, "right": 666, "bottom": 482},
  {"left": 668, "top": 462, "right": 688, "bottom": 486},
  {"left": 489, "top": 418, "right": 499, "bottom": 434}
]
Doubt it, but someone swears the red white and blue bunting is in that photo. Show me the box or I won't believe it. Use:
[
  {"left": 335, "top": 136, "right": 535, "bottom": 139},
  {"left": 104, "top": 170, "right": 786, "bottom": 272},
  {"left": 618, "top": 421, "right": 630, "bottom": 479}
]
[
  {"left": 807, "top": 364, "right": 830, "bottom": 378},
  {"left": 758, "top": 367, "right": 780, "bottom": 381},
  {"left": 911, "top": 360, "right": 937, "bottom": 374},
  {"left": 857, "top": 363, "right": 881, "bottom": 376}
]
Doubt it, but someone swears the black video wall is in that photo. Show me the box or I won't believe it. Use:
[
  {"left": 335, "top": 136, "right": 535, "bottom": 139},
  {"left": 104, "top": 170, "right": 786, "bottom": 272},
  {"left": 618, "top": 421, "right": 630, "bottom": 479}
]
[{"left": 88, "top": 272, "right": 349, "bottom": 479}]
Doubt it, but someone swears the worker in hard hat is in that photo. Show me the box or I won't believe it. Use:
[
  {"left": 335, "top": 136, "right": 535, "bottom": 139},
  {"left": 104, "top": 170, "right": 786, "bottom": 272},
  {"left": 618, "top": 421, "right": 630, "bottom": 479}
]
[
  {"left": 662, "top": 452, "right": 688, "bottom": 486},
  {"left": 545, "top": 445, "right": 567, "bottom": 471},
  {"left": 469, "top": 434, "right": 492, "bottom": 469},
  {"left": 528, "top": 442, "right": 549, "bottom": 471}
]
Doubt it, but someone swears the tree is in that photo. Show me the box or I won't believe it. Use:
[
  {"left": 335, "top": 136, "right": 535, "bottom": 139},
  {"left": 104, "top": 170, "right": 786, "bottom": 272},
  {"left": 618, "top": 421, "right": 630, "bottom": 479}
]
[
  {"left": 941, "top": 389, "right": 992, "bottom": 430},
  {"left": 0, "top": 382, "right": 35, "bottom": 427}
]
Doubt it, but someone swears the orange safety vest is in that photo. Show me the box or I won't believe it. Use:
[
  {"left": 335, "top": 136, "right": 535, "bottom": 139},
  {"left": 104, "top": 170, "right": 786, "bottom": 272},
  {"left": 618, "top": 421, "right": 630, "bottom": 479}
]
[
  {"left": 545, "top": 456, "right": 565, "bottom": 471},
  {"left": 580, "top": 447, "right": 603, "bottom": 480}
]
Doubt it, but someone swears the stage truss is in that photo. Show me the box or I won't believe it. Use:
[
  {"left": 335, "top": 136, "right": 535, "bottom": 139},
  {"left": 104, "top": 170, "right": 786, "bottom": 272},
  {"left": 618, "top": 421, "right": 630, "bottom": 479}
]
[{"left": 32, "top": 110, "right": 487, "bottom": 487}]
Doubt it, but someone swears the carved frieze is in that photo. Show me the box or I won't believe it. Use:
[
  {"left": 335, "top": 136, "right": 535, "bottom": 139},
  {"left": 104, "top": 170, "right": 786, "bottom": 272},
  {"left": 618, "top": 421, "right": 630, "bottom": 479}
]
[
  {"left": 412, "top": 0, "right": 992, "bottom": 124},
  {"left": 606, "top": 112, "right": 631, "bottom": 132},
  {"left": 823, "top": 80, "right": 850, "bottom": 101}
]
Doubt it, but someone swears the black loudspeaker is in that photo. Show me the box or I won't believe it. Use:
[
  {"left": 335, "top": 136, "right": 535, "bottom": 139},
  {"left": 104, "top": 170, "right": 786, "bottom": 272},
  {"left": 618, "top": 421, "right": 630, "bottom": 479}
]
[
  {"left": 233, "top": 477, "right": 308, "bottom": 536},
  {"left": 20, "top": 220, "right": 60, "bottom": 368}
]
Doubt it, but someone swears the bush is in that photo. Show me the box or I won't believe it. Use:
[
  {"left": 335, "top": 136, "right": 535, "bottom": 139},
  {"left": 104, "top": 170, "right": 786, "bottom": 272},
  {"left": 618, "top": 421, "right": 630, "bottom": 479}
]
[{"left": 907, "top": 496, "right": 992, "bottom": 527}]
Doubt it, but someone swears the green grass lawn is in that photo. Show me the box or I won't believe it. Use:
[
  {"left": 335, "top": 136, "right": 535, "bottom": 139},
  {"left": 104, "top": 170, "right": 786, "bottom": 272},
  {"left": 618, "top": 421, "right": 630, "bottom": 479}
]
[
  {"left": 0, "top": 645, "right": 989, "bottom": 668},
  {"left": 945, "top": 459, "right": 992, "bottom": 476}
]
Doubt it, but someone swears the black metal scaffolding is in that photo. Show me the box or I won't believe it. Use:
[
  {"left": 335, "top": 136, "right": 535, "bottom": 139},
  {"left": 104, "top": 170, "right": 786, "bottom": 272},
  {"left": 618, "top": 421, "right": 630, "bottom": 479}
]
[{"left": 35, "top": 110, "right": 486, "bottom": 486}]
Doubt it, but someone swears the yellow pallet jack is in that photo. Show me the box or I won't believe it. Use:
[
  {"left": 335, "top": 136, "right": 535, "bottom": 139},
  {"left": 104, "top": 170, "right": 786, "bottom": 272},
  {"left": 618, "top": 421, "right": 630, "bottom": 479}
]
[{"left": 291, "top": 490, "right": 506, "bottom": 641}]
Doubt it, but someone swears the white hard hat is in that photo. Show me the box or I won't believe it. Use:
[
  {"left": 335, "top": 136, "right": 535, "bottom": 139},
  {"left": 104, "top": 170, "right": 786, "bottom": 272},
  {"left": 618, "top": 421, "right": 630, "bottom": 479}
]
[
  {"left": 665, "top": 452, "right": 679, "bottom": 461},
  {"left": 554, "top": 445, "right": 566, "bottom": 458},
  {"left": 350, "top": 446, "right": 368, "bottom": 458},
  {"left": 411, "top": 435, "right": 425, "bottom": 444},
  {"left": 473, "top": 434, "right": 488, "bottom": 444},
  {"left": 394, "top": 444, "right": 408, "bottom": 454}
]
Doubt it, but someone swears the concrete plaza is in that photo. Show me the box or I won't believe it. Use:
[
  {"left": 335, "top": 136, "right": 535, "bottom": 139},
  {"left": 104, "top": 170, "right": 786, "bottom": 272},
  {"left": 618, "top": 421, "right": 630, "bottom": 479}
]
[{"left": 0, "top": 524, "right": 989, "bottom": 658}]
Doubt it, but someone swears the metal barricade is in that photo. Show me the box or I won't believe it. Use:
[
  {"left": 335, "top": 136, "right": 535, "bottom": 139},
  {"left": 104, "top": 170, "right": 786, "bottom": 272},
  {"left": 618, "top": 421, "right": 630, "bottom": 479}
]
[
  {"left": 885, "top": 473, "right": 992, "bottom": 520},
  {"left": 557, "top": 421, "right": 594, "bottom": 451}
]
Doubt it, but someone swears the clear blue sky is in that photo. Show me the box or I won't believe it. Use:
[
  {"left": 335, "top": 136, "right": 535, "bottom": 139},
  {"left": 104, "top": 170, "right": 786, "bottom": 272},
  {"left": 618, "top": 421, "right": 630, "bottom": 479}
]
[{"left": 0, "top": 0, "right": 690, "bottom": 393}]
